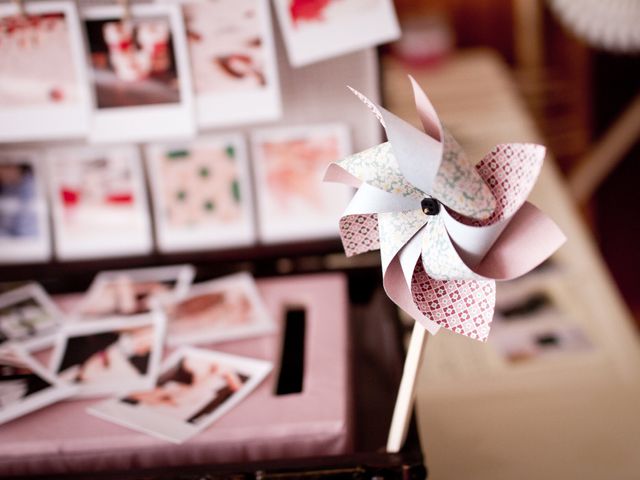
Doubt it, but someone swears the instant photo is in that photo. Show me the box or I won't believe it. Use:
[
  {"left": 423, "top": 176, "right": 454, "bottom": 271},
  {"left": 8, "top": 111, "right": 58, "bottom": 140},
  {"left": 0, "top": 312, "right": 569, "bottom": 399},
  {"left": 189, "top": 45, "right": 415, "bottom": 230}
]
[
  {"left": 145, "top": 135, "right": 256, "bottom": 252},
  {"left": 83, "top": 4, "right": 195, "bottom": 142},
  {"left": 0, "top": 150, "right": 51, "bottom": 264},
  {"left": 74, "top": 264, "right": 196, "bottom": 318},
  {"left": 0, "top": 284, "right": 63, "bottom": 352},
  {"left": 51, "top": 313, "right": 166, "bottom": 398},
  {"left": 160, "top": 272, "right": 274, "bottom": 346},
  {"left": 250, "top": 123, "right": 352, "bottom": 244},
  {"left": 273, "top": 0, "right": 400, "bottom": 67},
  {"left": 89, "top": 347, "right": 272, "bottom": 443},
  {"left": 176, "top": 0, "right": 281, "bottom": 127},
  {"left": 0, "top": 1, "right": 90, "bottom": 141},
  {"left": 47, "top": 145, "right": 152, "bottom": 260},
  {"left": 0, "top": 346, "right": 75, "bottom": 425}
]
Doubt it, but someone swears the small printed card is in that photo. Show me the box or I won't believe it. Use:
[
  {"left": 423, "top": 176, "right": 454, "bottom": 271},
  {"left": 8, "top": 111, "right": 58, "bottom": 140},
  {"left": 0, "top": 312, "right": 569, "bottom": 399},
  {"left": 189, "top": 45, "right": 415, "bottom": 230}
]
[
  {"left": 273, "top": 0, "right": 400, "bottom": 67},
  {"left": 0, "top": 150, "right": 51, "bottom": 264},
  {"left": 145, "top": 135, "right": 256, "bottom": 252},
  {"left": 50, "top": 313, "right": 166, "bottom": 398},
  {"left": 0, "top": 1, "right": 90, "bottom": 141},
  {"left": 89, "top": 347, "right": 272, "bottom": 443},
  {"left": 251, "top": 123, "right": 353, "bottom": 244},
  {"left": 73, "top": 264, "right": 195, "bottom": 319},
  {"left": 47, "top": 145, "right": 153, "bottom": 260},
  {"left": 170, "top": 0, "right": 281, "bottom": 127},
  {"left": 0, "top": 346, "right": 76, "bottom": 426},
  {"left": 83, "top": 3, "right": 195, "bottom": 142},
  {"left": 159, "top": 272, "right": 274, "bottom": 346},
  {"left": 0, "top": 283, "right": 64, "bottom": 352}
]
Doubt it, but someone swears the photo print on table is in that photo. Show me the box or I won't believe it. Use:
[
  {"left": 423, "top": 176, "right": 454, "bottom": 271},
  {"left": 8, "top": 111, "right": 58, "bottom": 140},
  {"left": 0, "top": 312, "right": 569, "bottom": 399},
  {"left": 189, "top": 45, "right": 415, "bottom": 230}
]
[
  {"left": 83, "top": 4, "right": 195, "bottom": 142},
  {"left": 273, "top": 0, "right": 400, "bottom": 67},
  {"left": 158, "top": 272, "right": 274, "bottom": 346},
  {"left": 163, "top": 0, "right": 281, "bottom": 127},
  {"left": 0, "top": 1, "right": 90, "bottom": 141},
  {"left": 0, "top": 150, "right": 51, "bottom": 264},
  {"left": 0, "top": 346, "right": 76, "bottom": 426},
  {"left": 0, "top": 283, "right": 64, "bottom": 353},
  {"left": 46, "top": 145, "right": 152, "bottom": 260},
  {"left": 89, "top": 347, "right": 272, "bottom": 443},
  {"left": 250, "top": 123, "right": 352, "bottom": 244},
  {"left": 51, "top": 313, "right": 166, "bottom": 398},
  {"left": 145, "top": 134, "right": 256, "bottom": 252},
  {"left": 489, "top": 280, "right": 594, "bottom": 365},
  {"left": 73, "top": 264, "right": 196, "bottom": 319}
]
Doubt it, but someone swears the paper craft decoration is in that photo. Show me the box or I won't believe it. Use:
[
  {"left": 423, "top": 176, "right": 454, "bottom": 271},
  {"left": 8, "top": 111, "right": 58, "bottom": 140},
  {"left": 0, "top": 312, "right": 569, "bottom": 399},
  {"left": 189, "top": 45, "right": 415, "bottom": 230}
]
[
  {"left": 0, "top": 283, "right": 64, "bottom": 352},
  {"left": 0, "top": 150, "right": 51, "bottom": 264},
  {"left": 51, "top": 313, "right": 166, "bottom": 398},
  {"left": 168, "top": 0, "right": 281, "bottom": 127},
  {"left": 157, "top": 272, "right": 274, "bottom": 346},
  {"left": 324, "top": 78, "right": 566, "bottom": 452},
  {"left": 273, "top": 0, "right": 400, "bottom": 67},
  {"left": 0, "top": 346, "right": 76, "bottom": 426},
  {"left": 73, "top": 264, "right": 195, "bottom": 319},
  {"left": 89, "top": 347, "right": 272, "bottom": 444},
  {"left": 83, "top": 4, "right": 195, "bottom": 142},
  {"left": 145, "top": 135, "right": 256, "bottom": 252},
  {"left": 46, "top": 145, "right": 152, "bottom": 260},
  {"left": 325, "top": 79, "right": 566, "bottom": 341},
  {"left": 0, "top": 1, "right": 90, "bottom": 142},
  {"left": 251, "top": 123, "right": 353, "bottom": 243}
]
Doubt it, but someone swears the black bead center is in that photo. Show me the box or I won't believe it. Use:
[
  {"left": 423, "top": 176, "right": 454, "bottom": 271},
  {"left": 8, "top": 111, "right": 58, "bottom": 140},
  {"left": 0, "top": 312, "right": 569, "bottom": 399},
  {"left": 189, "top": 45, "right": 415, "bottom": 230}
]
[{"left": 421, "top": 197, "right": 440, "bottom": 216}]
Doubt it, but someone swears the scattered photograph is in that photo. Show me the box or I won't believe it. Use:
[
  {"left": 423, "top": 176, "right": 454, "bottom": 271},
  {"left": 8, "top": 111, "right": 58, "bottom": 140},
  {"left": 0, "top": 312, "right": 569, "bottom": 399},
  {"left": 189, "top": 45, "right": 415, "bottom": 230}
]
[
  {"left": 46, "top": 145, "right": 152, "bottom": 260},
  {"left": 0, "top": 150, "right": 51, "bottom": 263},
  {"left": 50, "top": 313, "right": 166, "bottom": 398},
  {"left": 250, "top": 123, "right": 352, "bottom": 243},
  {"left": 83, "top": 4, "right": 194, "bottom": 142},
  {"left": 273, "top": 0, "right": 400, "bottom": 67},
  {"left": 490, "top": 285, "right": 594, "bottom": 364},
  {"left": 177, "top": 0, "right": 281, "bottom": 127},
  {"left": 0, "top": 346, "right": 76, "bottom": 425},
  {"left": 73, "top": 264, "right": 196, "bottom": 318},
  {"left": 0, "top": 1, "right": 90, "bottom": 141},
  {"left": 0, "top": 283, "right": 64, "bottom": 352},
  {"left": 159, "top": 272, "right": 274, "bottom": 346},
  {"left": 145, "top": 135, "right": 256, "bottom": 252},
  {"left": 89, "top": 347, "right": 272, "bottom": 443}
]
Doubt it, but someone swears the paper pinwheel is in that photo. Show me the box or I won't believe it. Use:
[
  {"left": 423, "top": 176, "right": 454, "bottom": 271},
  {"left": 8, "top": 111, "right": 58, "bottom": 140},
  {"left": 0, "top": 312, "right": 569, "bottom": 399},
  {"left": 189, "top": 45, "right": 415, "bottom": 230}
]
[{"left": 325, "top": 78, "right": 566, "bottom": 342}]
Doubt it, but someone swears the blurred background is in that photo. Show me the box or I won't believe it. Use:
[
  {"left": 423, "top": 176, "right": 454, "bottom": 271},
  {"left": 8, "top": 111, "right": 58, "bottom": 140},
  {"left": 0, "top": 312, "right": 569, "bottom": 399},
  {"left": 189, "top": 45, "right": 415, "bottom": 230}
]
[{"left": 1, "top": 0, "right": 639, "bottom": 479}]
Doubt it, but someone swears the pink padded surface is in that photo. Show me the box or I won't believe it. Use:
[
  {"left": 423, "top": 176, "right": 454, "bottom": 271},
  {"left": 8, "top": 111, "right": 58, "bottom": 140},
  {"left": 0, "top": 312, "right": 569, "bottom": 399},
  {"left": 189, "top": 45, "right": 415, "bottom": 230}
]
[{"left": 0, "top": 273, "right": 351, "bottom": 476}]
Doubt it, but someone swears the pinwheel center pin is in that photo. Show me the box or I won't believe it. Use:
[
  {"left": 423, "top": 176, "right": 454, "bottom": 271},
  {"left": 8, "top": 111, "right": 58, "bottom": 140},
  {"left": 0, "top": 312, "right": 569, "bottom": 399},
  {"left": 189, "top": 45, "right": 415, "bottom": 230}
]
[{"left": 421, "top": 197, "right": 440, "bottom": 216}]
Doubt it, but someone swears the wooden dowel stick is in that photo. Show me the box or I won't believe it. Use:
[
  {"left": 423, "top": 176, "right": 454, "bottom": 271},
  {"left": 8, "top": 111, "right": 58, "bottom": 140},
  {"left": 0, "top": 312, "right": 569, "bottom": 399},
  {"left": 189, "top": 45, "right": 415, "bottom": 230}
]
[{"left": 386, "top": 321, "right": 429, "bottom": 453}]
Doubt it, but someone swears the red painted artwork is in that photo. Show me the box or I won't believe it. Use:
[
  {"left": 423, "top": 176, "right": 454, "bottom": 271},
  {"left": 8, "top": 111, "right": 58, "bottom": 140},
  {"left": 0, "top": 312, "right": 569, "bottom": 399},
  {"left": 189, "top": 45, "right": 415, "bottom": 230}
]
[{"left": 289, "top": 0, "right": 332, "bottom": 25}]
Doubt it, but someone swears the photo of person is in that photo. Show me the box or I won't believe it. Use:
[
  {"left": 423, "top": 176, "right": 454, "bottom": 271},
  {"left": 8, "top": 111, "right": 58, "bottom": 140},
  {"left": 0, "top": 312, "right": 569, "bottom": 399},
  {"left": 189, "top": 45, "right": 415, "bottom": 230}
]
[
  {"left": 88, "top": 348, "right": 272, "bottom": 443},
  {"left": 251, "top": 124, "right": 353, "bottom": 243},
  {"left": 145, "top": 135, "right": 256, "bottom": 252},
  {"left": 51, "top": 314, "right": 165, "bottom": 397},
  {"left": 0, "top": 1, "right": 90, "bottom": 141},
  {"left": 74, "top": 265, "right": 195, "bottom": 318},
  {"left": 273, "top": 0, "right": 400, "bottom": 67},
  {"left": 83, "top": 4, "right": 194, "bottom": 142},
  {"left": 0, "top": 346, "right": 75, "bottom": 425},
  {"left": 85, "top": 16, "right": 179, "bottom": 109},
  {"left": 0, "top": 151, "right": 51, "bottom": 263},
  {"left": 0, "top": 283, "right": 63, "bottom": 352},
  {"left": 160, "top": 272, "right": 274, "bottom": 346},
  {"left": 47, "top": 145, "right": 152, "bottom": 260},
  {"left": 178, "top": 0, "right": 281, "bottom": 126}
]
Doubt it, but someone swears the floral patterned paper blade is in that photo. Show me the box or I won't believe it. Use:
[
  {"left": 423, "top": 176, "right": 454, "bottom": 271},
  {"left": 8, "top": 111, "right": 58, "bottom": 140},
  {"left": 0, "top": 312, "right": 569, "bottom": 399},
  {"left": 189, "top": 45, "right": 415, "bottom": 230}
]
[{"left": 325, "top": 78, "right": 566, "bottom": 341}]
